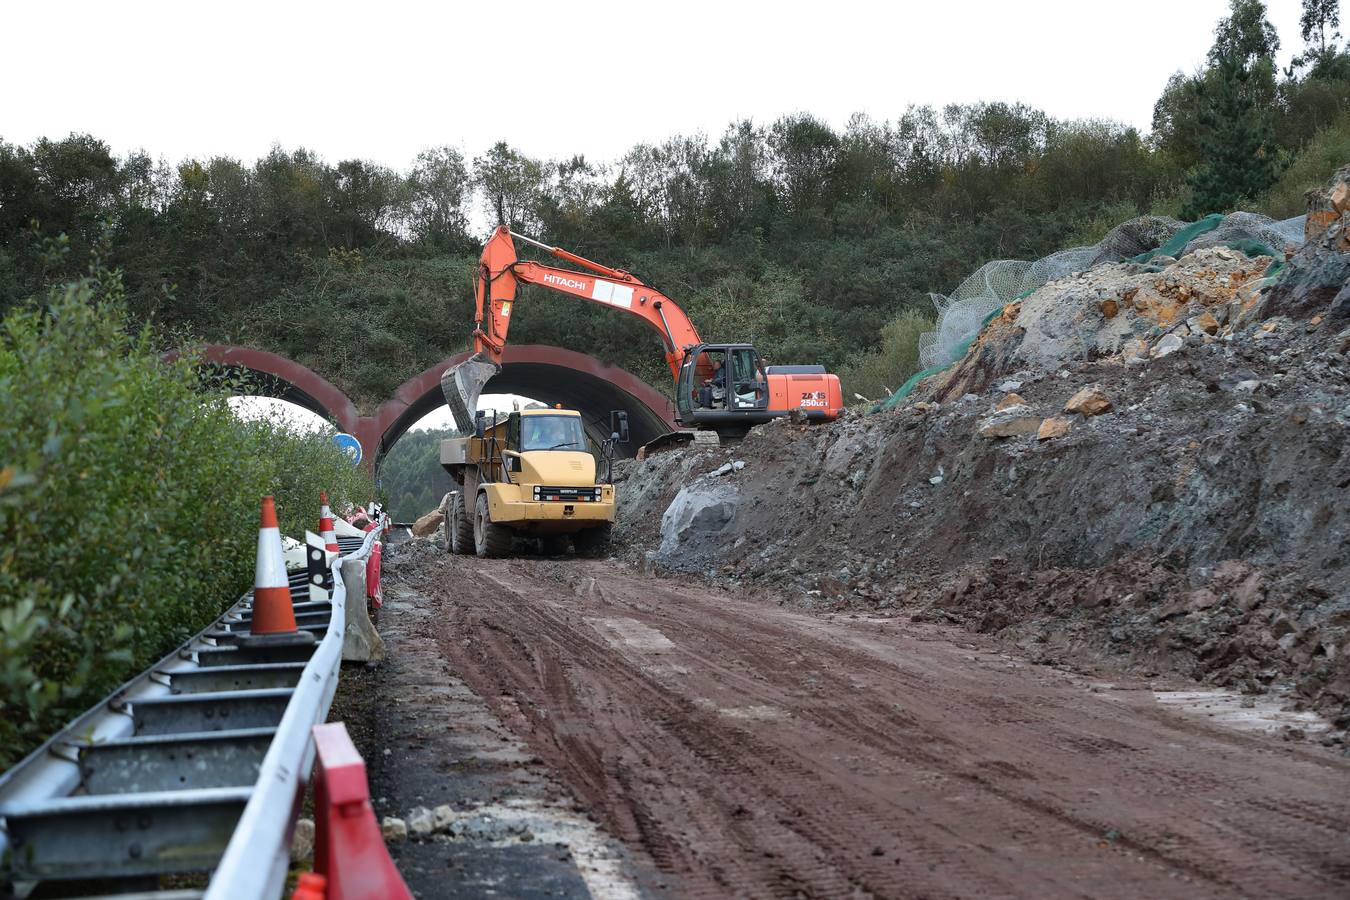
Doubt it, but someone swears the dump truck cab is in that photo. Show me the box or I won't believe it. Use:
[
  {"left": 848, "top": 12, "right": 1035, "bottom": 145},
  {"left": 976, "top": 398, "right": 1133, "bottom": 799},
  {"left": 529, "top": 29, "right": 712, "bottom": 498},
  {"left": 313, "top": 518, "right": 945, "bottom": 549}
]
[{"left": 439, "top": 407, "right": 619, "bottom": 558}]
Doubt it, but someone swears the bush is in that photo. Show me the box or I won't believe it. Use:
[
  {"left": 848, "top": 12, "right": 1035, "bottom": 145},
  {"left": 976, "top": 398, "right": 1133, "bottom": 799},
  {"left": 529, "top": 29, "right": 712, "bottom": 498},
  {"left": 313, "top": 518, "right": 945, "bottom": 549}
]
[
  {"left": 836, "top": 309, "right": 933, "bottom": 403},
  {"left": 1257, "top": 113, "right": 1350, "bottom": 218},
  {"left": 0, "top": 267, "right": 372, "bottom": 768}
]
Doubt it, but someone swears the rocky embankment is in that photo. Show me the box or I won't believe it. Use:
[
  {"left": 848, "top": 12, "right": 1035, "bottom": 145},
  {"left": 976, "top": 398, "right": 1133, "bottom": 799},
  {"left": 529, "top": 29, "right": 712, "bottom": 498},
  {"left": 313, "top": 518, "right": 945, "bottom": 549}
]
[{"left": 615, "top": 168, "right": 1350, "bottom": 745}]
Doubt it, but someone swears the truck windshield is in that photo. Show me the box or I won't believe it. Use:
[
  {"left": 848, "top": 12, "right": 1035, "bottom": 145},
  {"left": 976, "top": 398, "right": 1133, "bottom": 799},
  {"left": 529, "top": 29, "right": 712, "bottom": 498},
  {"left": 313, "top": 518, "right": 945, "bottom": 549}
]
[{"left": 519, "top": 415, "right": 587, "bottom": 451}]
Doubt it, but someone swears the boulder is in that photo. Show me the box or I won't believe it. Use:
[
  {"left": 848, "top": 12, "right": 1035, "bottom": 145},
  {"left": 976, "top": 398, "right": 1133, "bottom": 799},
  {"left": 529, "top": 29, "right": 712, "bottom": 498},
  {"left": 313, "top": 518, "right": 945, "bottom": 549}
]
[
  {"left": 407, "top": 806, "right": 435, "bottom": 837},
  {"left": 660, "top": 485, "right": 740, "bottom": 556},
  {"left": 1269, "top": 166, "right": 1350, "bottom": 320},
  {"left": 432, "top": 804, "right": 456, "bottom": 832},
  {"left": 1037, "top": 417, "right": 1072, "bottom": 441},
  {"left": 382, "top": 817, "right": 408, "bottom": 843},
  {"left": 996, "top": 393, "right": 1026, "bottom": 410},
  {"left": 1063, "top": 385, "right": 1113, "bottom": 417},
  {"left": 977, "top": 409, "right": 1044, "bottom": 438},
  {"left": 1151, "top": 333, "right": 1185, "bottom": 358},
  {"left": 1188, "top": 311, "right": 1220, "bottom": 335},
  {"left": 290, "top": 817, "right": 314, "bottom": 860},
  {"left": 411, "top": 508, "right": 445, "bottom": 537}
]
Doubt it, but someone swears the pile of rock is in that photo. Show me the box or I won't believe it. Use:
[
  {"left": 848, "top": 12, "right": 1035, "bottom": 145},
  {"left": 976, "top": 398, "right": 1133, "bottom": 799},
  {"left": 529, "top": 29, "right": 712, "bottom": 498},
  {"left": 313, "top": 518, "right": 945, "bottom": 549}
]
[
  {"left": 977, "top": 382, "right": 1113, "bottom": 442},
  {"left": 1267, "top": 165, "right": 1350, "bottom": 322},
  {"left": 380, "top": 804, "right": 536, "bottom": 844},
  {"left": 1012, "top": 246, "right": 1277, "bottom": 373}
]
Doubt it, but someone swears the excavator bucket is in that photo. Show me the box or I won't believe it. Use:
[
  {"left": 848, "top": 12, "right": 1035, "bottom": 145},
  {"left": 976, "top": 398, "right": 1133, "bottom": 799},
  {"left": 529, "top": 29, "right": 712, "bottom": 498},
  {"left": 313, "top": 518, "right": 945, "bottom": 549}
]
[{"left": 441, "top": 352, "right": 502, "bottom": 434}]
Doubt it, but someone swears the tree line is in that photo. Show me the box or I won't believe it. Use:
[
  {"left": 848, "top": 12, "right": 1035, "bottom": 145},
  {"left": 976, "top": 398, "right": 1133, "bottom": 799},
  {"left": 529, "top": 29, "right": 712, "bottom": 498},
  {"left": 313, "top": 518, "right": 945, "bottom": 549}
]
[{"left": 1, "top": 0, "right": 1346, "bottom": 408}]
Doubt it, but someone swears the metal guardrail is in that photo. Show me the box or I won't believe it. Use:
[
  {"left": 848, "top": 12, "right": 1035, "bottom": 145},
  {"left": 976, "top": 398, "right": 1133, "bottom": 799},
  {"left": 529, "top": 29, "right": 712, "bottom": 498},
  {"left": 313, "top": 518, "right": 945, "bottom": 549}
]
[{"left": 0, "top": 520, "right": 386, "bottom": 899}]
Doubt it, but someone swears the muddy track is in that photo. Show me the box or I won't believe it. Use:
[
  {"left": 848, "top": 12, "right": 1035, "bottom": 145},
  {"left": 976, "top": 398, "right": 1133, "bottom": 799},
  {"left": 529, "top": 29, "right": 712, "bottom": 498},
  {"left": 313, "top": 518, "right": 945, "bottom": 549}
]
[{"left": 405, "top": 552, "right": 1350, "bottom": 898}]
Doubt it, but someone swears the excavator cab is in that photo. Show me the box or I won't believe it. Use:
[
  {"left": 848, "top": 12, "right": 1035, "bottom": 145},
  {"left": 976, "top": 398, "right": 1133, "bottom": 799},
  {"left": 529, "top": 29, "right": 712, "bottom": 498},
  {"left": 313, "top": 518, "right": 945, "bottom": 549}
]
[{"left": 676, "top": 343, "right": 769, "bottom": 428}]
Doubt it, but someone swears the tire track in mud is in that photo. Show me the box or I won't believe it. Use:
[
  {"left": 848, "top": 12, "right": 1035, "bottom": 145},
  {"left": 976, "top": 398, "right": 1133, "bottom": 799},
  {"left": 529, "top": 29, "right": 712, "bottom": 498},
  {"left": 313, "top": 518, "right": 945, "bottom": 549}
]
[
  {"left": 622, "top": 579, "right": 1348, "bottom": 895},
  {"left": 411, "top": 554, "right": 1350, "bottom": 899}
]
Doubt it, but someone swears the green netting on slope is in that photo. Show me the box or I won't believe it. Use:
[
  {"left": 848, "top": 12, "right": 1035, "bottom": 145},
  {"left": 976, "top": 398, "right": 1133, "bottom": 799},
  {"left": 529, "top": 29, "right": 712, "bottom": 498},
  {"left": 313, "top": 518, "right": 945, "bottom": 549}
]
[
  {"left": 870, "top": 306, "right": 1009, "bottom": 412},
  {"left": 867, "top": 364, "right": 951, "bottom": 413},
  {"left": 1129, "top": 213, "right": 1225, "bottom": 263}
]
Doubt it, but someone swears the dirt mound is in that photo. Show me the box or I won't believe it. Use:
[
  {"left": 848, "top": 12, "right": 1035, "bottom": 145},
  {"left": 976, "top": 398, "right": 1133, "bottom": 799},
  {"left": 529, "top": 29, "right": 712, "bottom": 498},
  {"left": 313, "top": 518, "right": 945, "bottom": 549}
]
[{"left": 616, "top": 171, "right": 1350, "bottom": 740}]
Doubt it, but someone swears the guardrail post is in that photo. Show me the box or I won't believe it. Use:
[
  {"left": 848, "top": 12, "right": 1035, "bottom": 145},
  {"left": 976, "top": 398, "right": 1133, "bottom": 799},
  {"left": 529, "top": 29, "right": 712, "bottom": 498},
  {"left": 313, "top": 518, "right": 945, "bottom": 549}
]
[{"left": 310, "top": 722, "right": 411, "bottom": 900}]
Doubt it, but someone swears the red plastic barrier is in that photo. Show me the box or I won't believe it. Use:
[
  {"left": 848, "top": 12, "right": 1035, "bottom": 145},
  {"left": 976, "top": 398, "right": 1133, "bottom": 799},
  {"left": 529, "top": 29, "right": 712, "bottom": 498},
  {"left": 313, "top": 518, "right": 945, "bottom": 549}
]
[
  {"left": 365, "top": 540, "right": 382, "bottom": 610},
  {"left": 290, "top": 872, "right": 327, "bottom": 899},
  {"left": 310, "top": 722, "right": 411, "bottom": 900}
]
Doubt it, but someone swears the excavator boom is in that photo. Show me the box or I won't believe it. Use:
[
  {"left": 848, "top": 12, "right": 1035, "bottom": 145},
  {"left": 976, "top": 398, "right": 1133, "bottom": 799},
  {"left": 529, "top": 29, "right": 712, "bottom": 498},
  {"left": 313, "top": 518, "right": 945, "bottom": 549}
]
[
  {"left": 442, "top": 225, "right": 843, "bottom": 433},
  {"left": 443, "top": 225, "right": 702, "bottom": 431}
]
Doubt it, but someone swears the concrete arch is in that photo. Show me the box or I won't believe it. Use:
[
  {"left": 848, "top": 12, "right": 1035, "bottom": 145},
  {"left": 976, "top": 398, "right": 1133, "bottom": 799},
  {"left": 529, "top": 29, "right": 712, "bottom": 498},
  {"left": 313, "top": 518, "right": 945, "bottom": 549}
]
[
  {"left": 195, "top": 344, "right": 675, "bottom": 473},
  {"left": 199, "top": 345, "right": 360, "bottom": 435},
  {"left": 369, "top": 345, "right": 676, "bottom": 468}
]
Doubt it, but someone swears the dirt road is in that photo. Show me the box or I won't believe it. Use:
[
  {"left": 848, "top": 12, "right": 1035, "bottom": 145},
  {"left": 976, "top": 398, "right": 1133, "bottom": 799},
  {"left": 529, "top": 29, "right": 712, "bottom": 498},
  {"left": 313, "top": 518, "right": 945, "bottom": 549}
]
[{"left": 399, "top": 549, "right": 1350, "bottom": 899}]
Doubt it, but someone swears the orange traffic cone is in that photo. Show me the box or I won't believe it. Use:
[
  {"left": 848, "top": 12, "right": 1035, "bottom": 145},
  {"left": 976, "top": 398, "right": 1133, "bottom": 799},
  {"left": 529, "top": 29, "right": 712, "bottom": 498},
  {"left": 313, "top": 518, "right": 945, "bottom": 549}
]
[
  {"left": 251, "top": 496, "right": 299, "bottom": 636},
  {"left": 319, "top": 491, "right": 339, "bottom": 556}
]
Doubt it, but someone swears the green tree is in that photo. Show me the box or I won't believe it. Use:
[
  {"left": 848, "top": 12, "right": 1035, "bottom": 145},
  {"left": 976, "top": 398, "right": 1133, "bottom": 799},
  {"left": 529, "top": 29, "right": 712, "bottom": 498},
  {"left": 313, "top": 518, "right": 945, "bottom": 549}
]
[
  {"left": 1183, "top": 55, "right": 1281, "bottom": 217},
  {"left": 472, "top": 141, "right": 549, "bottom": 232},
  {"left": 1209, "top": 0, "right": 1281, "bottom": 67},
  {"left": 407, "top": 147, "right": 471, "bottom": 250},
  {"left": 1302, "top": 0, "right": 1342, "bottom": 55}
]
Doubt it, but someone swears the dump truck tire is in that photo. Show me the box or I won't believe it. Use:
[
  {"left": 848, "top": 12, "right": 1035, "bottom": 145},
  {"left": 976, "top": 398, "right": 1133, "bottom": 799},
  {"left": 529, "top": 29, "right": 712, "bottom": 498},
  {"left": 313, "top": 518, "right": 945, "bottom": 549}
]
[
  {"left": 572, "top": 522, "right": 613, "bottom": 558},
  {"left": 473, "top": 492, "right": 512, "bottom": 558},
  {"left": 449, "top": 492, "right": 474, "bottom": 555}
]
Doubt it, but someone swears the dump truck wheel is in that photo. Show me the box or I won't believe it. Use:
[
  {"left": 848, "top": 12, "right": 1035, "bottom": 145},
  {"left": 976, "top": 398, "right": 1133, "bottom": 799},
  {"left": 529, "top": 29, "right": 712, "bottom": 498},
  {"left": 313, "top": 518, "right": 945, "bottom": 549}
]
[
  {"left": 572, "top": 522, "right": 613, "bottom": 558},
  {"left": 449, "top": 492, "right": 474, "bottom": 555},
  {"left": 473, "top": 492, "right": 512, "bottom": 558}
]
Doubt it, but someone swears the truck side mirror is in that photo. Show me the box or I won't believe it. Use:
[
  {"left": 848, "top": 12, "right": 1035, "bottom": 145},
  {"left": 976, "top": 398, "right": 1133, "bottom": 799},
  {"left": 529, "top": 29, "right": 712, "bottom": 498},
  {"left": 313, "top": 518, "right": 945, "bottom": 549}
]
[
  {"left": 474, "top": 409, "right": 486, "bottom": 439},
  {"left": 610, "top": 410, "right": 630, "bottom": 444}
]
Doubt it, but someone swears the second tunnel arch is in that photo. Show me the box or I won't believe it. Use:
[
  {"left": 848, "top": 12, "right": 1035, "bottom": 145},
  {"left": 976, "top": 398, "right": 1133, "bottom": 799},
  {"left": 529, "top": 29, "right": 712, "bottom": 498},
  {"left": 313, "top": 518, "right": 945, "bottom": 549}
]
[{"left": 369, "top": 345, "right": 677, "bottom": 472}]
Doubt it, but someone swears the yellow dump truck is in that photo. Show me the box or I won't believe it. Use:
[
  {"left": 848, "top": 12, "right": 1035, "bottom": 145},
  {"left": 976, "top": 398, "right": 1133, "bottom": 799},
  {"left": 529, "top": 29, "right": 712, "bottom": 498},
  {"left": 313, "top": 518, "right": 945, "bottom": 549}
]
[{"left": 439, "top": 407, "right": 623, "bottom": 558}]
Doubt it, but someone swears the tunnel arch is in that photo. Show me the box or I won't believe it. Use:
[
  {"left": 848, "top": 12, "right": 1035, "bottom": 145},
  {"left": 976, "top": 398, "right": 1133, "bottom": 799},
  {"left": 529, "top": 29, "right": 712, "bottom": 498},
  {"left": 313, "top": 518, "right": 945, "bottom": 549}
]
[
  {"left": 192, "top": 344, "right": 675, "bottom": 473},
  {"left": 198, "top": 345, "right": 360, "bottom": 434},
  {"left": 371, "top": 345, "right": 676, "bottom": 469}
]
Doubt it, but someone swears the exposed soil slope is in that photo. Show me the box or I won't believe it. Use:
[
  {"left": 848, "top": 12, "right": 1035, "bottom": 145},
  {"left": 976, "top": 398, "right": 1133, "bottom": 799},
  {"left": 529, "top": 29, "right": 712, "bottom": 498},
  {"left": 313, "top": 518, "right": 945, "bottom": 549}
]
[{"left": 612, "top": 193, "right": 1350, "bottom": 734}]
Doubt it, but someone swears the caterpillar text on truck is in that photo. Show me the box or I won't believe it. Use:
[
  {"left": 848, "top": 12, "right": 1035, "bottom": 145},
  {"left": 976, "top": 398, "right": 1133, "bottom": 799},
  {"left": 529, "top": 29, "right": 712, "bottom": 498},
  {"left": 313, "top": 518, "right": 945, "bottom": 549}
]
[{"left": 440, "top": 226, "right": 846, "bottom": 441}]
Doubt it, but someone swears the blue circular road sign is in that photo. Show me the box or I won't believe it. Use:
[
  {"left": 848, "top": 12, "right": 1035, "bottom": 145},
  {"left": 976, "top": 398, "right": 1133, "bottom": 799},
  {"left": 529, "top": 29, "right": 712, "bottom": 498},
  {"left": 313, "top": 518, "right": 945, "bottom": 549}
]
[{"left": 333, "top": 433, "right": 362, "bottom": 465}]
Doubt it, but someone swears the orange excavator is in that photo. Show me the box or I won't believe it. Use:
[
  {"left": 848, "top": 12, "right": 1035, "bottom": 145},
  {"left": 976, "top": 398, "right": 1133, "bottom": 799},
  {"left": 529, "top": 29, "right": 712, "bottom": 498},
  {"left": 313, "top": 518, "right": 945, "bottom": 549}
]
[{"left": 442, "top": 226, "right": 844, "bottom": 437}]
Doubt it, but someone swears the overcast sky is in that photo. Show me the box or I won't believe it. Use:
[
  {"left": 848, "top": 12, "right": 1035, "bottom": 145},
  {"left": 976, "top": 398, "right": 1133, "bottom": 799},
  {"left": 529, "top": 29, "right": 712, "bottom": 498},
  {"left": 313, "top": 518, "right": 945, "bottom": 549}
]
[{"left": 4, "top": 1, "right": 1312, "bottom": 172}]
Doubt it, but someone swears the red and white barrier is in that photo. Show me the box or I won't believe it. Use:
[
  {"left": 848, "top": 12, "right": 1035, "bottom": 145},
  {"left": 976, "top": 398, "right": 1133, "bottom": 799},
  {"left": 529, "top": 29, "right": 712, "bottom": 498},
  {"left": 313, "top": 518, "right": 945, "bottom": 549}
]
[
  {"left": 365, "top": 539, "right": 382, "bottom": 610},
  {"left": 308, "top": 722, "right": 411, "bottom": 900},
  {"left": 319, "top": 491, "right": 340, "bottom": 557}
]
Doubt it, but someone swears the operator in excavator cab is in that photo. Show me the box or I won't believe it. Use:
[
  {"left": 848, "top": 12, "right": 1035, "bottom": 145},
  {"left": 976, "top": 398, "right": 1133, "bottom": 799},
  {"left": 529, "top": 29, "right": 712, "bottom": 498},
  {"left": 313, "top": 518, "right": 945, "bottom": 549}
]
[{"left": 699, "top": 358, "right": 727, "bottom": 409}]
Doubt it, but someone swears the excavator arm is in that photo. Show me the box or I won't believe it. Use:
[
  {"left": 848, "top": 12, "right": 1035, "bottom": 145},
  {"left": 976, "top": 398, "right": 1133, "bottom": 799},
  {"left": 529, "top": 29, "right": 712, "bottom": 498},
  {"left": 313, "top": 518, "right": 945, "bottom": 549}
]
[{"left": 442, "top": 225, "right": 703, "bottom": 431}]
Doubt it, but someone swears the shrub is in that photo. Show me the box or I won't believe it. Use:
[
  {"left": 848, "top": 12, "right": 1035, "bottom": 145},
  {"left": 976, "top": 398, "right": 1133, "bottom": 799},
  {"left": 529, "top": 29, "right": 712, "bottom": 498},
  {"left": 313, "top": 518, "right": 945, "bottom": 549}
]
[
  {"left": 1257, "top": 113, "right": 1350, "bottom": 218},
  {"left": 0, "top": 266, "right": 372, "bottom": 768},
  {"left": 836, "top": 309, "right": 933, "bottom": 404}
]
